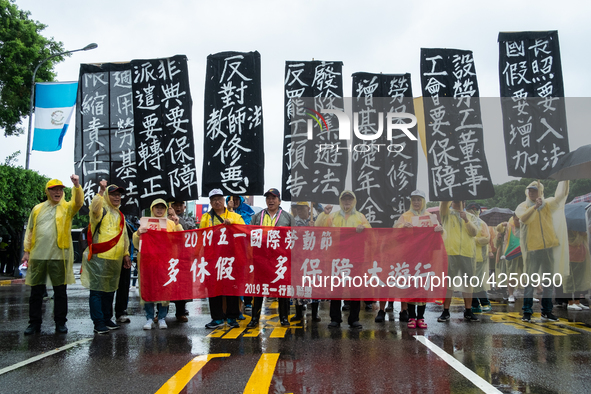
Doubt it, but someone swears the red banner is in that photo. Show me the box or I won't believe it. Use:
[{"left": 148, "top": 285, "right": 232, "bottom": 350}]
[{"left": 139, "top": 225, "right": 448, "bottom": 302}]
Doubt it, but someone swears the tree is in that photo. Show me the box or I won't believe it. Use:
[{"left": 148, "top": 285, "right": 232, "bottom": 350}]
[
  {"left": 0, "top": 164, "right": 49, "bottom": 274},
  {"left": 0, "top": 0, "right": 66, "bottom": 136}
]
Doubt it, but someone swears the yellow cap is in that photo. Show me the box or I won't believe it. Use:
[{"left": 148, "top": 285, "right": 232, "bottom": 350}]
[{"left": 46, "top": 179, "right": 64, "bottom": 189}]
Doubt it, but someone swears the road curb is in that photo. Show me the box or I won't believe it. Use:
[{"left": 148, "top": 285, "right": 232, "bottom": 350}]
[{"left": 0, "top": 278, "right": 25, "bottom": 286}]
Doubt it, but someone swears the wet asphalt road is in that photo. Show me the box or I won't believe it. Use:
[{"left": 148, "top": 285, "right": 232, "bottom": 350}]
[{"left": 1, "top": 280, "right": 591, "bottom": 394}]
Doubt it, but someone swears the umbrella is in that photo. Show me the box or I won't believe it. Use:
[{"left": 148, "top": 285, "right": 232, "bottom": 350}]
[
  {"left": 565, "top": 203, "right": 589, "bottom": 232},
  {"left": 479, "top": 207, "right": 514, "bottom": 227},
  {"left": 549, "top": 144, "right": 591, "bottom": 181},
  {"left": 570, "top": 192, "right": 591, "bottom": 204}
]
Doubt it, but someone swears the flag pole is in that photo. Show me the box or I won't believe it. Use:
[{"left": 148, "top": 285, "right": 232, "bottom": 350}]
[{"left": 25, "top": 43, "right": 98, "bottom": 170}]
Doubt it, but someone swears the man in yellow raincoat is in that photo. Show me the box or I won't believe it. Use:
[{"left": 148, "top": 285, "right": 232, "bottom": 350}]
[
  {"left": 437, "top": 201, "right": 480, "bottom": 323},
  {"left": 316, "top": 190, "right": 371, "bottom": 329},
  {"left": 201, "top": 189, "right": 245, "bottom": 329},
  {"left": 23, "top": 175, "right": 83, "bottom": 335},
  {"left": 516, "top": 180, "right": 569, "bottom": 322},
  {"left": 81, "top": 180, "right": 131, "bottom": 334}
]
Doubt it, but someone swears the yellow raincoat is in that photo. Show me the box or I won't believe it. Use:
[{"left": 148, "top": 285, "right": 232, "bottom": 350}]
[
  {"left": 470, "top": 212, "right": 491, "bottom": 291},
  {"left": 515, "top": 180, "right": 570, "bottom": 278},
  {"left": 200, "top": 208, "right": 244, "bottom": 228},
  {"left": 81, "top": 187, "right": 130, "bottom": 292},
  {"left": 315, "top": 190, "right": 371, "bottom": 229},
  {"left": 133, "top": 198, "right": 183, "bottom": 305},
  {"left": 24, "top": 183, "right": 84, "bottom": 286},
  {"left": 439, "top": 201, "right": 478, "bottom": 258}
]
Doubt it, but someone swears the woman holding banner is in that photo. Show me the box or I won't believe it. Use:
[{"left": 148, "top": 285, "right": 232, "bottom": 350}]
[
  {"left": 391, "top": 190, "right": 444, "bottom": 329},
  {"left": 133, "top": 198, "right": 183, "bottom": 330}
]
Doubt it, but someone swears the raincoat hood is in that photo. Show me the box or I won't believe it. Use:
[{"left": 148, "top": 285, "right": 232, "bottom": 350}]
[
  {"left": 339, "top": 190, "right": 358, "bottom": 215},
  {"left": 409, "top": 193, "right": 427, "bottom": 216},
  {"left": 150, "top": 198, "right": 168, "bottom": 217},
  {"left": 226, "top": 195, "right": 243, "bottom": 208},
  {"left": 525, "top": 181, "right": 544, "bottom": 202}
]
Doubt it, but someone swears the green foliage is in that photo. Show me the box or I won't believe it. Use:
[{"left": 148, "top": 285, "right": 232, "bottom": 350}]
[
  {"left": 0, "top": 0, "right": 66, "bottom": 136},
  {"left": 0, "top": 164, "right": 49, "bottom": 269}
]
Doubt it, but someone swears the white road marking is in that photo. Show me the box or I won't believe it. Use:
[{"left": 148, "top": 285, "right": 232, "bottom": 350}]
[
  {"left": 414, "top": 335, "right": 502, "bottom": 394},
  {"left": 0, "top": 338, "right": 92, "bottom": 375}
]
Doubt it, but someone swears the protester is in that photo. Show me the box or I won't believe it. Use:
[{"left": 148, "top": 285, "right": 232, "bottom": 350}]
[
  {"left": 113, "top": 217, "right": 138, "bottom": 324},
  {"left": 22, "top": 176, "right": 83, "bottom": 335},
  {"left": 437, "top": 200, "right": 480, "bottom": 323},
  {"left": 248, "top": 188, "right": 295, "bottom": 328},
  {"left": 516, "top": 181, "right": 570, "bottom": 322},
  {"left": 315, "top": 190, "right": 370, "bottom": 329},
  {"left": 466, "top": 203, "right": 492, "bottom": 313},
  {"left": 169, "top": 200, "right": 195, "bottom": 323},
  {"left": 557, "top": 230, "right": 591, "bottom": 310},
  {"left": 290, "top": 202, "right": 321, "bottom": 323},
  {"left": 201, "top": 189, "right": 245, "bottom": 329},
  {"left": 133, "top": 199, "right": 183, "bottom": 330},
  {"left": 227, "top": 195, "right": 255, "bottom": 225},
  {"left": 496, "top": 214, "right": 523, "bottom": 303},
  {"left": 81, "top": 181, "right": 130, "bottom": 334},
  {"left": 390, "top": 190, "right": 444, "bottom": 329}
]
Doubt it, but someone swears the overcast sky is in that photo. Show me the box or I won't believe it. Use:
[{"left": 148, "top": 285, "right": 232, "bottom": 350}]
[{"left": 2, "top": 0, "right": 590, "bottom": 207}]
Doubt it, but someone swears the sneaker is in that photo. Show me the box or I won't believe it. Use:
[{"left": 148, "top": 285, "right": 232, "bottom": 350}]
[
  {"left": 437, "top": 311, "right": 450, "bottom": 322},
  {"left": 522, "top": 313, "right": 532, "bottom": 322},
  {"left": 227, "top": 318, "right": 239, "bottom": 328},
  {"left": 568, "top": 304, "right": 583, "bottom": 311},
  {"left": 579, "top": 303, "right": 590, "bottom": 310},
  {"left": 328, "top": 321, "right": 341, "bottom": 328},
  {"left": 55, "top": 324, "right": 68, "bottom": 334},
  {"left": 464, "top": 310, "right": 480, "bottom": 322},
  {"left": 143, "top": 319, "right": 154, "bottom": 330},
  {"left": 508, "top": 295, "right": 516, "bottom": 303},
  {"left": 205, "top": 319, "right": 225, "bottom": 329},
  {"left": 533, "top": 298, "right": 539, "bottom": 303},
  {"left": 399, "top": 309, "right": 409, "bottom": 322},
  {"left": 117, "top": 315, "right": 131, "bottom": 323},
  {"left": 244, "top": 304, "right": 252, "bottom": 311},
  {"left": 375, "top": 310, "right": 386, "bottom": 323},
  {"left": 349, "top": 321, "right": 362, "bottom": 329},
  {"left": 24, "top": 324, "right": 41, "bottom": 335},
  {"left": 94, "top": 325, "right": 110, "bottom": 334},
  {"left": 237, "top": 313, "right": 246, "bottom": 321},
  {"left": 481, "top": 305, "right": 492, "bottom": 313},
  {"left": 541, "top": 313, "right": 559, "bottom": 322},
  {"left": 472, "top": 306, "right": 482, "bottom": 313},
  {"left": 158, "top": 319, "right": 167, "bottom": 329},
  {"left": 176, "top": 315, "right": 189, "bottom": 322},
  {"left": 105, "top": 320, "right": 120, "bottom": 330}
]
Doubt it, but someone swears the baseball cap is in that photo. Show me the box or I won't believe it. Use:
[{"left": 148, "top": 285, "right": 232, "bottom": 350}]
[
  {"left": 264, "top": 188, "right": 280, "bottom": 199},
  {"left": 208, "top": 188, "right": 224, "bottom": 198},
  {"left": 107, "top": 185, "right": 126, "bottom": 194},
  {"left": 291, "top": 201, "right": 310, "bottom": 207},
  {"left": 526, "top": 185, "right": 538, "bottom": 190},
  {"left": 46, "top": 179, "right": 65, "bottom": 189},
  {"left": 410, "top": 190, "right": 426, "bottom": 199}
]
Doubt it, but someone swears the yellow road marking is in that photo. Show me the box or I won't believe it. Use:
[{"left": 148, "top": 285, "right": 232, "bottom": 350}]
[
  {"left": 155, "top": 353, "right": 230, "bottom": 394},
  {"left": 270, "top": 327, "right": 288, "bottom": 338},
  {"left": 243, "top": 328, "right": 260, "bottom": 337},
  {"left": 243, "top": 353, "right": 280, "bottom": 393},
  {"left": 224, "top": 326, "right": 247, "bottom": 339}
]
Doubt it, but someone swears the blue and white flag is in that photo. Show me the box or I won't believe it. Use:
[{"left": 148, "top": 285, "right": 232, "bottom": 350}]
[{"left": 32, "top": 81, "right": 78, "bottom": 152}]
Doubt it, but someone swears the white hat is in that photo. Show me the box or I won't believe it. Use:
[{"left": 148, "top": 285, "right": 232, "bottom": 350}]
[
  {"left": 208, "top": 188, "right": 223, "bottom": 198},
  {"left": 410, "top": 190, "right": 426, "bottom": 199}
]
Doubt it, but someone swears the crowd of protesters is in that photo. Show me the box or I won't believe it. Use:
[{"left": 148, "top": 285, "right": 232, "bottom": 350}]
[{"left": 20, "top": 175, "right": 589, "bottom": 335}]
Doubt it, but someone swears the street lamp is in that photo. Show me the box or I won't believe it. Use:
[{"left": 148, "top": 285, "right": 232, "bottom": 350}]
[{"left": 25, "top": 42, "right": 98, "bottom": 170}]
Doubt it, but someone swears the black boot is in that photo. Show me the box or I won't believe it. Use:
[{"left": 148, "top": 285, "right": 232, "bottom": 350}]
[
  {"left": 290, "top": 304, "right": 303, "bottom": 322},
  {"left": 279, "top": 298, "right": 290, "bottom": 326},
  {"left": 247, "top": 297, "right": 263, "bottom": 328},
  {"left": 311, "top": 302, "right": 321, "bottom": 322}
]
